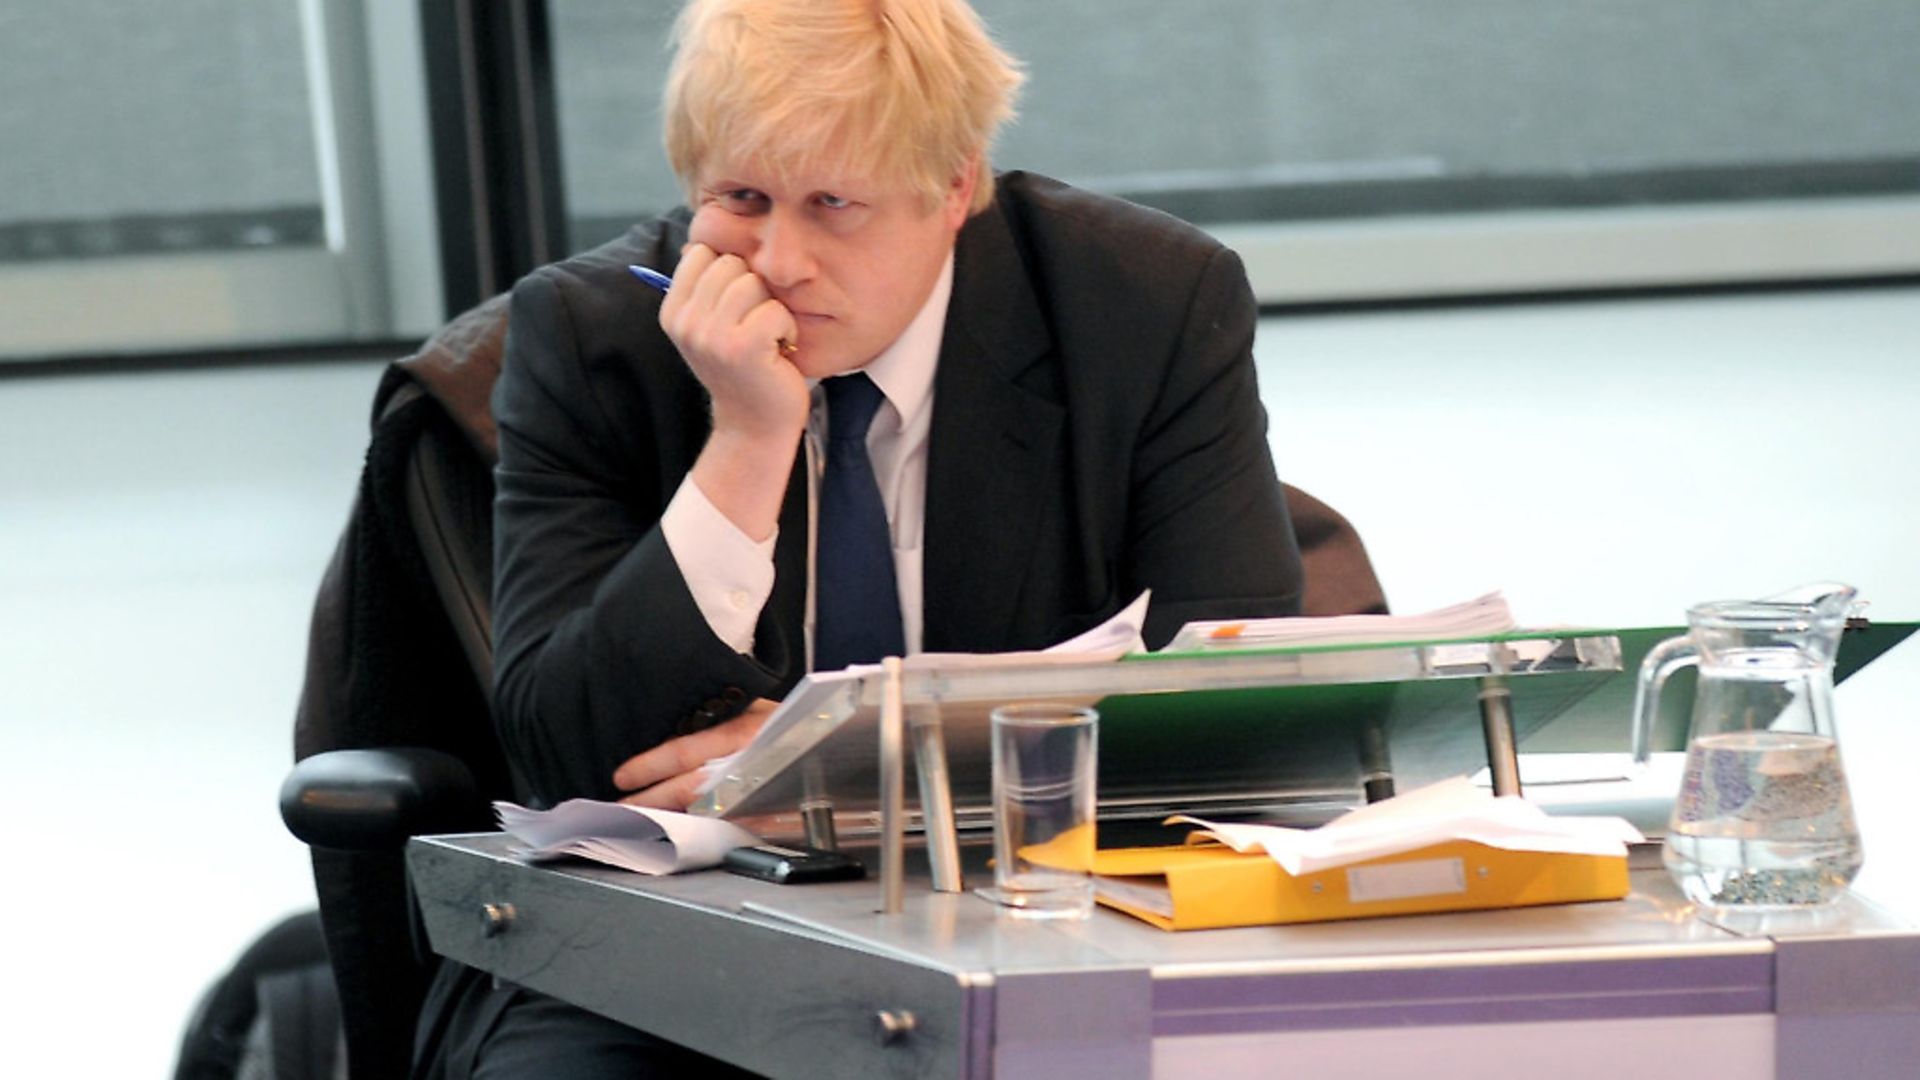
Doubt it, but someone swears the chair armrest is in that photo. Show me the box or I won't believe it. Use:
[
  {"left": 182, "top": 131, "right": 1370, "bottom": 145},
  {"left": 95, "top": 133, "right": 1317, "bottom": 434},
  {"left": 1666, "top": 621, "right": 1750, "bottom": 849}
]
[{"left": 280, "top": 748, "right": 489, "bottom": 851}]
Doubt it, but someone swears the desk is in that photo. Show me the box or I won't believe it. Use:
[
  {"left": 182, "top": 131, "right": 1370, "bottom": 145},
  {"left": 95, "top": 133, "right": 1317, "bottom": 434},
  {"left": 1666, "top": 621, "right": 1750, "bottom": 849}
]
[{"left": 409, "top": 837, "right": 1920, "bottom": 1079}]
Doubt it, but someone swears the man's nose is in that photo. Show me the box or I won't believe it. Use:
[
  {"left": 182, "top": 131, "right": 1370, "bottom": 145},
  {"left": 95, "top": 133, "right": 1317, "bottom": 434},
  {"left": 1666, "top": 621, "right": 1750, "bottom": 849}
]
[{"left": 747, "top": 210, "right": 816, "bottom": 290}]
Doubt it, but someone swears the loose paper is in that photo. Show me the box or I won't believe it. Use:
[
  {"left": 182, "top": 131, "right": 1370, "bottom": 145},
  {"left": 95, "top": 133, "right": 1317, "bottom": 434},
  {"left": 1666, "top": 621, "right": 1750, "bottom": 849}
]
[
  {"left": 1172, "top": 776, "right": 1644, "bottom": 877},
  {"left": 494, "top": 799, "right": 761, "bottom": 875},
  {"left": 845, "top": 587, "right": 1152, "bottom": 674},
  {"left": 692, "top": 590, "right": 1151, "bottom": 796}
]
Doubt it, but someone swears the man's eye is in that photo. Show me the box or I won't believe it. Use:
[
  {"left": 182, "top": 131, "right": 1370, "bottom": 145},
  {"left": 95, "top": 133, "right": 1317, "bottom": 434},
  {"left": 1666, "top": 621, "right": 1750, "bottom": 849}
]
[{"left": 709, "top": 189, "right": 766, "bottom": 212}]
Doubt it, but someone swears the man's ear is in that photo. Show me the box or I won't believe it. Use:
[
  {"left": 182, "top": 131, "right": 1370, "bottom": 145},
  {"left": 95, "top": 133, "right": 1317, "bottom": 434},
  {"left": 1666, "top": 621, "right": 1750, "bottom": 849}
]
[{"left": 944, "top": 154, "right": 981, "bottom": 229}]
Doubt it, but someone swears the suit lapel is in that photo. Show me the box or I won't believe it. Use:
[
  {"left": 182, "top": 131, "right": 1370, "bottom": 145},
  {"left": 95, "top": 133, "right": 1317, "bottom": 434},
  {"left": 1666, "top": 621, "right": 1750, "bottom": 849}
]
[{"left": 921, "top": 200, "right": 1063, "bottom": 652}]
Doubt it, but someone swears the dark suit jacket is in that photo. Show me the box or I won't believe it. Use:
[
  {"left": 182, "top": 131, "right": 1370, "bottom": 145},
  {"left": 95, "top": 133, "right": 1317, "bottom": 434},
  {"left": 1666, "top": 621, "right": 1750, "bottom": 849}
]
[{"left": 491, "top": 172, "right": 1304, "bottom": 804}]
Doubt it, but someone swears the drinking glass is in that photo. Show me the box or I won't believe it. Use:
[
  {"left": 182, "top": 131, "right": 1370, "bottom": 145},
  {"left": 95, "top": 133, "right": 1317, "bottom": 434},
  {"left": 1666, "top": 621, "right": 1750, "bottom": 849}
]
[{"left": 978, "top": 703, "right": 1098, "bottom": 919}]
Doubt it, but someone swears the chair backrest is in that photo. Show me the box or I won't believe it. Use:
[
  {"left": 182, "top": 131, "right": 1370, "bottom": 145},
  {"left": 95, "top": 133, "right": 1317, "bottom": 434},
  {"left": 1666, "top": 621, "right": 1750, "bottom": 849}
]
[
  {"left": 402, "top": 382, "right": 497, "bottom": 691},
  {"left": 292, "top": 368, "right": 510, "bottom": 1080},
  {"left": 1284, "top": 483, "right": 1388, "bottom": 617}
]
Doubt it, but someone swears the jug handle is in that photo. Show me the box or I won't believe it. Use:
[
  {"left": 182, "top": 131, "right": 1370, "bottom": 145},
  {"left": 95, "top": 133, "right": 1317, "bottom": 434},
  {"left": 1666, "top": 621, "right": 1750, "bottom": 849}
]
[{"left": 1631, "top": 634, "right": 1697, "bottom": 766}]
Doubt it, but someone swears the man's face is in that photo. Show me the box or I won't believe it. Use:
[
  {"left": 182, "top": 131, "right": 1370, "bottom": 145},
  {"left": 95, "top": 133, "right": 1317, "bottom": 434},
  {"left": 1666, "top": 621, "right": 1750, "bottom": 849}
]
[{"left": 686, "top": 153, "right": 974, "bottom": 379}]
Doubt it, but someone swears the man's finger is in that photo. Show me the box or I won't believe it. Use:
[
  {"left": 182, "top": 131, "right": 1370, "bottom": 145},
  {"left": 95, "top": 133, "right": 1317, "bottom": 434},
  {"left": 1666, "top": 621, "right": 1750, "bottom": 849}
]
[
  {"left": 714, "top": 266, "right": 772, "bottom": 328},
  {"left": 658, "top": 243, "right": 715, "bottom": 323},
  {"left": 688, "top": 252, "right": 749, "bottom": 317},
  {"left": 611, "top": 707, "right": 771, "bottom": 792},
  {"left": 745, "top": 297, "right": 800, "bottom": 360},
  {"left": 618, "top": 771, "right": 709, "bottom": 811},
  {"left": 611, "top": 728, "right": 721, "bottom": 791}
]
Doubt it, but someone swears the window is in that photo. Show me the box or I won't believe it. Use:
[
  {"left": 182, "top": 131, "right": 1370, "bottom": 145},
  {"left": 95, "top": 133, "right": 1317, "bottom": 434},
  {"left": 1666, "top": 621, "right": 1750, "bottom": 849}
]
[
  {"left": 549, "top": 0, "right": 1920, "bottom": 302},
  {"left": 0, "top": 0, "right": 442, "bottom": 362}
]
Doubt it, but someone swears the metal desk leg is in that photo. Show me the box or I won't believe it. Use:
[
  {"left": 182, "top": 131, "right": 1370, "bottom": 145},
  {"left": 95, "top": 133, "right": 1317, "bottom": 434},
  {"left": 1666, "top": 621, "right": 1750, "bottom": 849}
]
[
  {"left": 910, "top": 704, "right": 963, "bottom": 893},
  {"left": 799, "top": 797, "right": 838, "bottom": 852},
  {"left": 1357, "top": 714, "right": 1396, "bottom": 803},
  {"left": 1478, "top": 675, "right": 1523, "bottom": 797},
  {"left": 798, "top": 756, "right": 839, "bottom": 850},
  {"left": 880, "top": 657, "right": 906, "bottom": 915}
]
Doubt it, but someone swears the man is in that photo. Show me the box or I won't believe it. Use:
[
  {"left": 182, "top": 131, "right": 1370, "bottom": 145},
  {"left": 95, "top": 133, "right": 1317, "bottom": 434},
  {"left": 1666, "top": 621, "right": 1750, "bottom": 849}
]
[{"left": 427, "top": 0, "right": 1303, "bottom": 1073}]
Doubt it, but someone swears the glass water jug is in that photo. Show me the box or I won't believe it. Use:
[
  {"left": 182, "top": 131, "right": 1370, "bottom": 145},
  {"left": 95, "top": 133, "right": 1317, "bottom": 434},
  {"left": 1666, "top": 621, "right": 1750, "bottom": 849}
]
[{"left": 1631, "top": 586, "right": 1863, "bottom": 909}]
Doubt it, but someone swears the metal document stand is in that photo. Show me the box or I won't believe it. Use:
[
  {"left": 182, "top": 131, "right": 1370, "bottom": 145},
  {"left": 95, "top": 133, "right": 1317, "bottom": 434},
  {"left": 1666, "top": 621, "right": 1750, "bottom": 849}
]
[
  {"left": 690, "top": 631, "right": 1631, "bottom": 910},
  {"left": 690, "top": 622, "right": 1918, "bottom": 910}
]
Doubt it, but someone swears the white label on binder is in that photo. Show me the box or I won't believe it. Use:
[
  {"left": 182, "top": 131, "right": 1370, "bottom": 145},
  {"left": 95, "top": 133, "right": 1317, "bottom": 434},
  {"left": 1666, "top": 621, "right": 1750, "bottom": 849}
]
[{"left": 1346, "top": 857, "right": 1467, "bottom": 903}]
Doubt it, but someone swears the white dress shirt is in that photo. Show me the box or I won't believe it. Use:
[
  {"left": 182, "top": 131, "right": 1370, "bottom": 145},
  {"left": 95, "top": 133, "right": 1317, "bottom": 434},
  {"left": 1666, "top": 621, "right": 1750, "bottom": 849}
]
[{"left": 661, "top": 253, "right": 953, "bottom": 664}]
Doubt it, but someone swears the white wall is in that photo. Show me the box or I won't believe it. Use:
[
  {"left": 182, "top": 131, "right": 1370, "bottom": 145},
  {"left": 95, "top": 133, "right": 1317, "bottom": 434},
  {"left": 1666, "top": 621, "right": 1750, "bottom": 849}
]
[
  {"left": 1257, "top": 284, "right": 1920, "bottom": 922},
  {"left": 0, "top": 360, "right": 384, "bottom": 1077},
  {"left": 1255, "top": 285, "right": 1920, "bottom": 627}
]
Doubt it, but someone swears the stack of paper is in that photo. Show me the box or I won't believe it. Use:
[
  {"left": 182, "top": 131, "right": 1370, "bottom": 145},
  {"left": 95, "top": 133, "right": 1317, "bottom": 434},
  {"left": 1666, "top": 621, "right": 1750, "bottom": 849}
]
[
  {"left": 495, "top": 799, "right": 760, "bottom": 875},
  {"left": 850, "top": 589, "right": 1153, "bottom": 674},
  {"left": 1161, "top": 591, "right": 1516, "bottom": 652}
]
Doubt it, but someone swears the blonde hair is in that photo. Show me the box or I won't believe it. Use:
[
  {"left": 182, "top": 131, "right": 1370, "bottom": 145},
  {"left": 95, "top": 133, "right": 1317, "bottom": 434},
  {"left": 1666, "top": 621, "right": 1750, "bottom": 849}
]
[{"left": 663, "top": 0, "right": 1024, "bottom": 214}]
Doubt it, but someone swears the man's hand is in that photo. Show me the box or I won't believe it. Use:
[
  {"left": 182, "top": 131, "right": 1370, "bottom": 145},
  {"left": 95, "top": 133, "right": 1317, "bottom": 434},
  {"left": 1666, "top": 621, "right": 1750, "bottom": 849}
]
[
  {"left": 612, "top": 698, "right": 779, "bottom": 810},
  {"left": 659, "top": 242, "right": 806, "bottom": 543},
  {"left": 659, "top": 242, "right": 807, "bottom": 443}
]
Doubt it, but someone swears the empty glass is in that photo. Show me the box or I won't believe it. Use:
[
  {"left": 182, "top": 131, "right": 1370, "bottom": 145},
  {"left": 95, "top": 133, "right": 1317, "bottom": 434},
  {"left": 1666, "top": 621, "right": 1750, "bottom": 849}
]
[{"left": 978, "top": 703, "right": 1098, "bottom": 919}]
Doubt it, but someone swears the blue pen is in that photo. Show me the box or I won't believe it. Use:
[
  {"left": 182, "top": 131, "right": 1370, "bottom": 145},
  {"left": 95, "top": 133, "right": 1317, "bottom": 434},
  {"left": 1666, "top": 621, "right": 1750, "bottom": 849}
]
[{"left": 628, "top": 264, "right": 674, "bottom": 292}]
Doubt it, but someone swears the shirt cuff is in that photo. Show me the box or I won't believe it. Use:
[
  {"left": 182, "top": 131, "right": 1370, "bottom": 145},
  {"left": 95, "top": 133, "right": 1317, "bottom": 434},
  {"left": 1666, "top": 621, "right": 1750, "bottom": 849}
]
[{"left": 660, "top": 478, "right": 777, "bottom": 654}]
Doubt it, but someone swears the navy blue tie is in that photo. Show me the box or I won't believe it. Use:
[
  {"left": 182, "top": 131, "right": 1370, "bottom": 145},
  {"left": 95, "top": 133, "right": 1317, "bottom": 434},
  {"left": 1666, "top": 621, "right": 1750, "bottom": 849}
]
[{"left": 814, "top": 373, "right": 906, "bottom": 670}]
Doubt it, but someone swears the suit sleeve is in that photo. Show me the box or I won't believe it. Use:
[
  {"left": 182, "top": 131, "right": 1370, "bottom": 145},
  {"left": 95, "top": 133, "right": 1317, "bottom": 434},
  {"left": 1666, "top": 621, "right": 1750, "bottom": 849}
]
[
  {"left": 1125, "top": 246, "right": 1303, "bottom": 646},
  {"left": 489, "top": 269, "right": 794, "bottom": 804}
]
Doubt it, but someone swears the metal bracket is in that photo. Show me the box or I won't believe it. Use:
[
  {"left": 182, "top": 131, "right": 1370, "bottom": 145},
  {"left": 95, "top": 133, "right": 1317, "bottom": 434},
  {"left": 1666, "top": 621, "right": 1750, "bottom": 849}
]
[
  {"left": 879, "top": 657, "right": 906, "bottom": 914},
  {"left": 910, "top": 703, "right": 964, "bottom": 892},
  {"left": 1478, "top": 673, "right": 1523, "bottom": 797}
]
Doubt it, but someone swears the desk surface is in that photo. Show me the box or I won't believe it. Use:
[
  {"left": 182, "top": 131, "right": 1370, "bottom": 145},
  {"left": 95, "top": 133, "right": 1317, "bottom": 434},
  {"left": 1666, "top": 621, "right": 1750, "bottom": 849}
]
[{"left": 410, "top": 834, "right": 1920, "bottom": 1079}]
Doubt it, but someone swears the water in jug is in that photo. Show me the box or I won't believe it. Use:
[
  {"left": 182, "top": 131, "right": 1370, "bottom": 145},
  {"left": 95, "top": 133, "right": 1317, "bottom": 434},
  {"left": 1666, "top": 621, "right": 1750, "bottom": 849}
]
[{"left": 1632, "top": 585, "right": 1863, "bottom": 910}]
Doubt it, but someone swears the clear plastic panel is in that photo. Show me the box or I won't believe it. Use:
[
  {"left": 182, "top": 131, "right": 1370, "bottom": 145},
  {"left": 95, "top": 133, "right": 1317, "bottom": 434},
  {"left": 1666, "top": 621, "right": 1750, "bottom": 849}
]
[{"left": 694, "top": 632, "right": 1626, "bottom": 834}]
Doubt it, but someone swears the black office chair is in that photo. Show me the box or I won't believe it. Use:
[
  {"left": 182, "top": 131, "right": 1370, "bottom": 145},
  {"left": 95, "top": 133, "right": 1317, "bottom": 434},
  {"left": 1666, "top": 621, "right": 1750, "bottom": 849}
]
[
  {"left": 265, "top": 292, "right": 1389, "bottom": 1079},
  {"left": 275, "top": 295, "right": 515, "bottom": 1080},
  {"left": 1289, "top": 484, "right": 1388, "bottom": 618}
]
